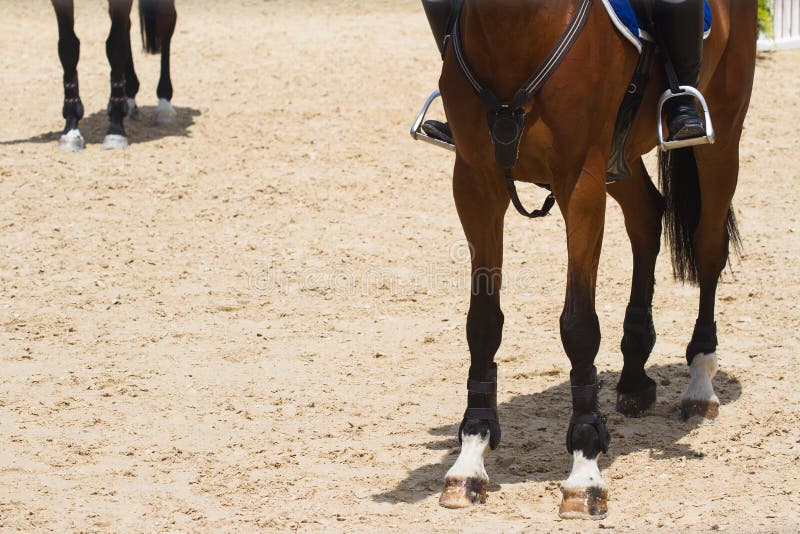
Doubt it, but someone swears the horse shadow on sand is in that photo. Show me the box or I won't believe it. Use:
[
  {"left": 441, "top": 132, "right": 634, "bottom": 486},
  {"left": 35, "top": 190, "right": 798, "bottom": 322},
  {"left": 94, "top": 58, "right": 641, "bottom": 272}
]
[
  {"left": 0, "top": 105, "right": 201, "bottom": 147},
  {"left": 374, "top": 363, "right": 742, "bottom": 504}
]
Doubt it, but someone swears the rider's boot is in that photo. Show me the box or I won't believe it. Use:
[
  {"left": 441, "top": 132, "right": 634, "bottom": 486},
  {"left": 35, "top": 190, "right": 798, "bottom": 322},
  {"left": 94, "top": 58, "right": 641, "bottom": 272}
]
[
  {"left": 419, "top": 0, "right": 458, "bottom": 145},
  {"left": 422, "top": 0, "right": 457, "bottom": 58},
  {"left": 654, "top": 0, "right": 706, "bottom": 141}
]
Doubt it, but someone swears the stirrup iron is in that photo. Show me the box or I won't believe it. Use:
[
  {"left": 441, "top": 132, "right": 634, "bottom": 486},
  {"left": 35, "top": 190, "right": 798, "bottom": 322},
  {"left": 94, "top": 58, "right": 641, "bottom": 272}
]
[
  {"left": 657, "top": 86, "right": 715, "bottom": 151},
  {"left": 410, "top": 90, "right": 456, "bottom": 152}
]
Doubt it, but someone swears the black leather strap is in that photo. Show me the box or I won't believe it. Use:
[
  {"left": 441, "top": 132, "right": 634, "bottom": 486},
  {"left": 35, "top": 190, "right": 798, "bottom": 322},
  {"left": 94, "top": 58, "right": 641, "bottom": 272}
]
[
  {"left": 459, "top": 366, "right": 501, "bottom": 449},
  {"left": 467, "top": 379, "right": 496, "bottom": 395},
  {"left": 463, "top": 407, "right": 499, "bottom": 421},
  {"left": 566, "top": 410, "right": 610, "bottom": 454}
]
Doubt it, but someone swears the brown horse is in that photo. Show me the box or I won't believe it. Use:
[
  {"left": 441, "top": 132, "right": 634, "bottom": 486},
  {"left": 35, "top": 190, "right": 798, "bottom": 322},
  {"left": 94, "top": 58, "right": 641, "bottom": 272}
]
[{"left": 434, "top": 0, "right": 756, "bottom": 519}]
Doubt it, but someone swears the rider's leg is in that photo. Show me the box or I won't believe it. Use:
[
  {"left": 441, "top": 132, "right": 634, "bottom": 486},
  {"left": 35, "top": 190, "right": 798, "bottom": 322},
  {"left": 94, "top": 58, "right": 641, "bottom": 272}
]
[
  {"left": 654, "top": 0, "right": 706, "bottom": 141},
  {"left": 421, "top": 0, "right": 457, "bottom": 57}
]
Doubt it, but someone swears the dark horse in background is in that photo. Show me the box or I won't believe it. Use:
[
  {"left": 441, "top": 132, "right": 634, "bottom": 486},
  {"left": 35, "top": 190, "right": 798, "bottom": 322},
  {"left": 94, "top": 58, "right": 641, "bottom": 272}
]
[
  {"left": 52, "top": 0, "right": 177, "bottom": 150},
  {"left": 423, "top": 0, "right": 757, "bottom": 520}
]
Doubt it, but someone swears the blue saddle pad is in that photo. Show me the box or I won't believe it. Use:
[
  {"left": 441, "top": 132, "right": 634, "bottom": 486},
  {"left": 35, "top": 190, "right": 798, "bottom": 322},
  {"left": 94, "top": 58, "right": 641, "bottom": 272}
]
[{"left": 603, "top": 0, "right": 712, "bottom": 53}]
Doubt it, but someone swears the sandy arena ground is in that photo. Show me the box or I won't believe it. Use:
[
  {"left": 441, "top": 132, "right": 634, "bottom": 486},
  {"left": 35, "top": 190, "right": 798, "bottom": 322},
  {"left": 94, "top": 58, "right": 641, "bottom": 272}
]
[{"left": 1, "top": 1, "right": 799, "bottom": 531}]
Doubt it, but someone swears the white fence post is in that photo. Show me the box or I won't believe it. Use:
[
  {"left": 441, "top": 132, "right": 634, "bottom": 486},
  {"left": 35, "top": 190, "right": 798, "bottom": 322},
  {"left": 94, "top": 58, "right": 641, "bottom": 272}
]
[{"left": 759, "top": 0, "right": 800, "bottom": 50}]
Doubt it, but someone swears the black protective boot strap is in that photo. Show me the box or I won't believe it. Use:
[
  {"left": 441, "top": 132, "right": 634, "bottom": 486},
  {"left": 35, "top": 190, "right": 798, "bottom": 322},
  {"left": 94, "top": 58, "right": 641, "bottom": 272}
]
[
  {"left": 570, "top": 411, "right": 607, "bottom": 426},
  {"left": 459, "top": 366, "right": 501, "bottom": 449},
  {"left": 567, "top": 367, "right": 609, "bottom": 454},
  {"left": 463, "top": 407, "right": 499, "bottom": 421},
  {"left": 570, "top": 382, "right": 598, "bottom": 404},
  {"left": 467, "top": 379, "right": 497, "bottom": 395},
  {"left": 566, "top": 410, "right": 610, "bottom": 454}
]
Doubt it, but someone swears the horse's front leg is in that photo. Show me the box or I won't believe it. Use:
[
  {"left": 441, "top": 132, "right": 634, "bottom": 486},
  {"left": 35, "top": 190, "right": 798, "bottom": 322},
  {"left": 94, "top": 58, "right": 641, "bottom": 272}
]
[
  {"left": 556, "top": 168, "right": 611, "bottom": 520},
  {"left": 52, "top": 0, "right": 84, "bottom": 151},
  {"left": 440, "top": 157, "right": 508, "bottom": 508},
  {"left": 103, "top": 0, "right": 134, "bottom": 149}
]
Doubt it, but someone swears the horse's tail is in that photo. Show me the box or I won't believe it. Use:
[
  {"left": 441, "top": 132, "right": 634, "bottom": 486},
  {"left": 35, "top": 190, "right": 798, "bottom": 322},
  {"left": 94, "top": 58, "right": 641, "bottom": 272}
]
[
  {"left": 139, "top": 0, "right": 161, "bottom": 54},
  {"left": 659, "top": 147, "right": 741, "bottom": 284}
]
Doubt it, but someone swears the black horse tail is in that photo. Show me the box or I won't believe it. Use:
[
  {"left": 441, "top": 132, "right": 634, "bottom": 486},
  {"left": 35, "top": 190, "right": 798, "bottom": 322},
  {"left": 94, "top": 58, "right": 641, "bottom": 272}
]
[
  {"left": 139, "top": 0, "right": 161, "bottom": 54},
  {"left": 659, "top": 147, "right": 741, "bottom": 284}
]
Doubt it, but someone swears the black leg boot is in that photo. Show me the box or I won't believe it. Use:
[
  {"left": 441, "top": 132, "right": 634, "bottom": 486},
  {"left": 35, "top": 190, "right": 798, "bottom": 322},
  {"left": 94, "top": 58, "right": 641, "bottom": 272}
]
[
  {"left": 421, "top": 0, "right": 458, "bottom": 58},
  {"left": 654, "top": 0, "right": 706, "bottom": 141}
]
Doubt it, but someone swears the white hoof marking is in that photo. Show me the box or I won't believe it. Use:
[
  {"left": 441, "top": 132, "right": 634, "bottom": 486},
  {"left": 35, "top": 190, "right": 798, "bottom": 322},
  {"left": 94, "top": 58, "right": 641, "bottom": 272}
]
[
  {"left": 681, "top": 352, "right": 720, "bottom": 421},
  {"left": 127, "top": 98, "right": 140, "bottom": 121},
  {"left": 682, "top": 352, "right": 719, "bottom": 403},
  {"left": 102, "top": 134, "right": 129, "bottom": 149},
  {"left": 58, "top": 129, "right": 84, "bottom": 151},
  {"left": 563, "top": 450, "right": 606, "bottom": 491},
  {"left": 155, "top": 98, "right": 177, "bottom": 124},
  {"left": 445, "top": 432, "right": 490, "bottom": 482}
]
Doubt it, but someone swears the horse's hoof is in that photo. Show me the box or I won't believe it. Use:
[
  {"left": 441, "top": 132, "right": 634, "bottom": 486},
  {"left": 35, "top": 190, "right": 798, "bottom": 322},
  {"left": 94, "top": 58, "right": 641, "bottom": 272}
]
[
  {"left": 681, "top": 353, "right": 719, "bottom": 422},
  {"left": 680, "top": 398, "right": 719, "bottom": 422},
  {"left": 439, "top": 477, "right": 487, "bottom": 508},
  {"left": 127, "top": 98, "right": 140, "bottom": 121},
  {"left": 155, "top": 98, "right": 177, "bottom": 124},
  {"left": 616, "top": 382, "right": 656, "bottom": 418},
  {"left": 559, "top": 486, "right": 608, "bottom": 520},
  {"left": 102, "top": 134, "right": 129, "bottom": 149},
  {"left": 58, "top": 129, "right": 84, "bottom": 151}
]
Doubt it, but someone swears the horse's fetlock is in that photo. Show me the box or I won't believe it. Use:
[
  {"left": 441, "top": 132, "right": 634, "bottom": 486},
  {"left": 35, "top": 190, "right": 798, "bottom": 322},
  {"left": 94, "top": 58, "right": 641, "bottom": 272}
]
[
  {"left": 686, "top": 320, "right": 717, "bottom": 365},
  {"left": 566, "top": 420, "right": 610, "bottom": 457}
]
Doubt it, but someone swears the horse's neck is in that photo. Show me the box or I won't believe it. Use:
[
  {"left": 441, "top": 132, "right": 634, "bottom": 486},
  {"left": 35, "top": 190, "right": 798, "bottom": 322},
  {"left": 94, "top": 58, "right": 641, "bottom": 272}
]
[{"left": 461, "top": 1, "right": 578, "bottom": 99}]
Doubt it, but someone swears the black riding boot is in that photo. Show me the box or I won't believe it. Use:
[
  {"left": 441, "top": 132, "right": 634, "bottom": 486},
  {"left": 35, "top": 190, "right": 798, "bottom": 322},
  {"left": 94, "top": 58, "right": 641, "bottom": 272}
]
[
  {"left": 421, "top": 0, "right": 458, "bottom": 58},
  {"left": 654, "top": 0, "right": 706, "bottom": 141}
]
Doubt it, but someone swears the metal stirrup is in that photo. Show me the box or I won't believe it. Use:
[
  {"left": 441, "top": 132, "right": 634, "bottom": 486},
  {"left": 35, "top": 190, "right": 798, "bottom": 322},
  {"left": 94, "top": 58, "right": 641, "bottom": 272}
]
[
  {"left": 657, "top": 85, "right": 716, "bottom": 151},
  {"left": 410, "top": 90, "right": 456, "bottom": 152}
]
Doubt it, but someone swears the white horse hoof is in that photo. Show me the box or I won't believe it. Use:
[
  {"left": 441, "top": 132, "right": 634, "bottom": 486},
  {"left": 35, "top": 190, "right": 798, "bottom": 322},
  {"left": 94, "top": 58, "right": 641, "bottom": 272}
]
[
  {"left": 559, "top": 451, "right": 608, "bottom": 520},
  {"left": 440, "top": 476, "right": 487, "bottom": 508},
  {"left": 441, "top": 432, "right": 491, "bottom": 508},
  {"left": 559, "top": 486, "right": 609, "bottom": 520},
  {"left": 155, "top": 98, "right": 177, "bottom": 124},
  {"left": 58, "top": 129, "right": 84, "bottom": 151},
  {"left": 127, "top": 98, "right": 140, "bottom": 121},
  {"left": 102, "top": 134, "right": 129, "bottom": 149},
  {"left": 681, "top": 352, "right": 720, "bottom": 422}
]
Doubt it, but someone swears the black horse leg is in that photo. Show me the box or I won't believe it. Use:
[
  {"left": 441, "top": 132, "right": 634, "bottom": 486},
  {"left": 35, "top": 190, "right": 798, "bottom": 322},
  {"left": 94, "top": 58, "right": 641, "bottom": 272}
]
[
  {"left": 440, "top": 157, "right": 507, "bottom": 509},
  {"left": 556, "top": 167, "right": 611, "bottom": 520},
  {"left": 103, "top": 0, "right": 134, "bottom": 148},
  {"left": 52, "top": 0, "right": 84, "bottom": 151},
  {"left": 155, "top": 0, "right": 177, "bottom": 123},
  {"left": 607, "top": 159, "right": 664, "bottom": 417},
  {"left": 140, "top": 0, "right": 177, "bottom": 123}
]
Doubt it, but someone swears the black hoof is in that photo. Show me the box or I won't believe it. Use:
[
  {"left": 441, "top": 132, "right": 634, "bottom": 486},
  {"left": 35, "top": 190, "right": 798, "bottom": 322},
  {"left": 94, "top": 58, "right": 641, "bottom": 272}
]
[{"left": 616, "top": 382, "right": 656, "bottom": 418}]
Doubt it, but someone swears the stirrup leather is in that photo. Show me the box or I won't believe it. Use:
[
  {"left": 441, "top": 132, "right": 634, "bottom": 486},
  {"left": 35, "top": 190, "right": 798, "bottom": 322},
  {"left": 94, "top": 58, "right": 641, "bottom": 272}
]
[{"left": 657, "top": 85, "right": 716, "bottom": 151}]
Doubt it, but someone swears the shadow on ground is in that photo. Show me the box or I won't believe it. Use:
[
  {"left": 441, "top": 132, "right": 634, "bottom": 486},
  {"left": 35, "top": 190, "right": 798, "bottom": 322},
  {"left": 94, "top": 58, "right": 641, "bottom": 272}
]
[
  {"left": 374, "top": 363, "right": 742, "bottom": 504},
  {"left": 0, "top": 105, "right": 201, "bottom": 147}
]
